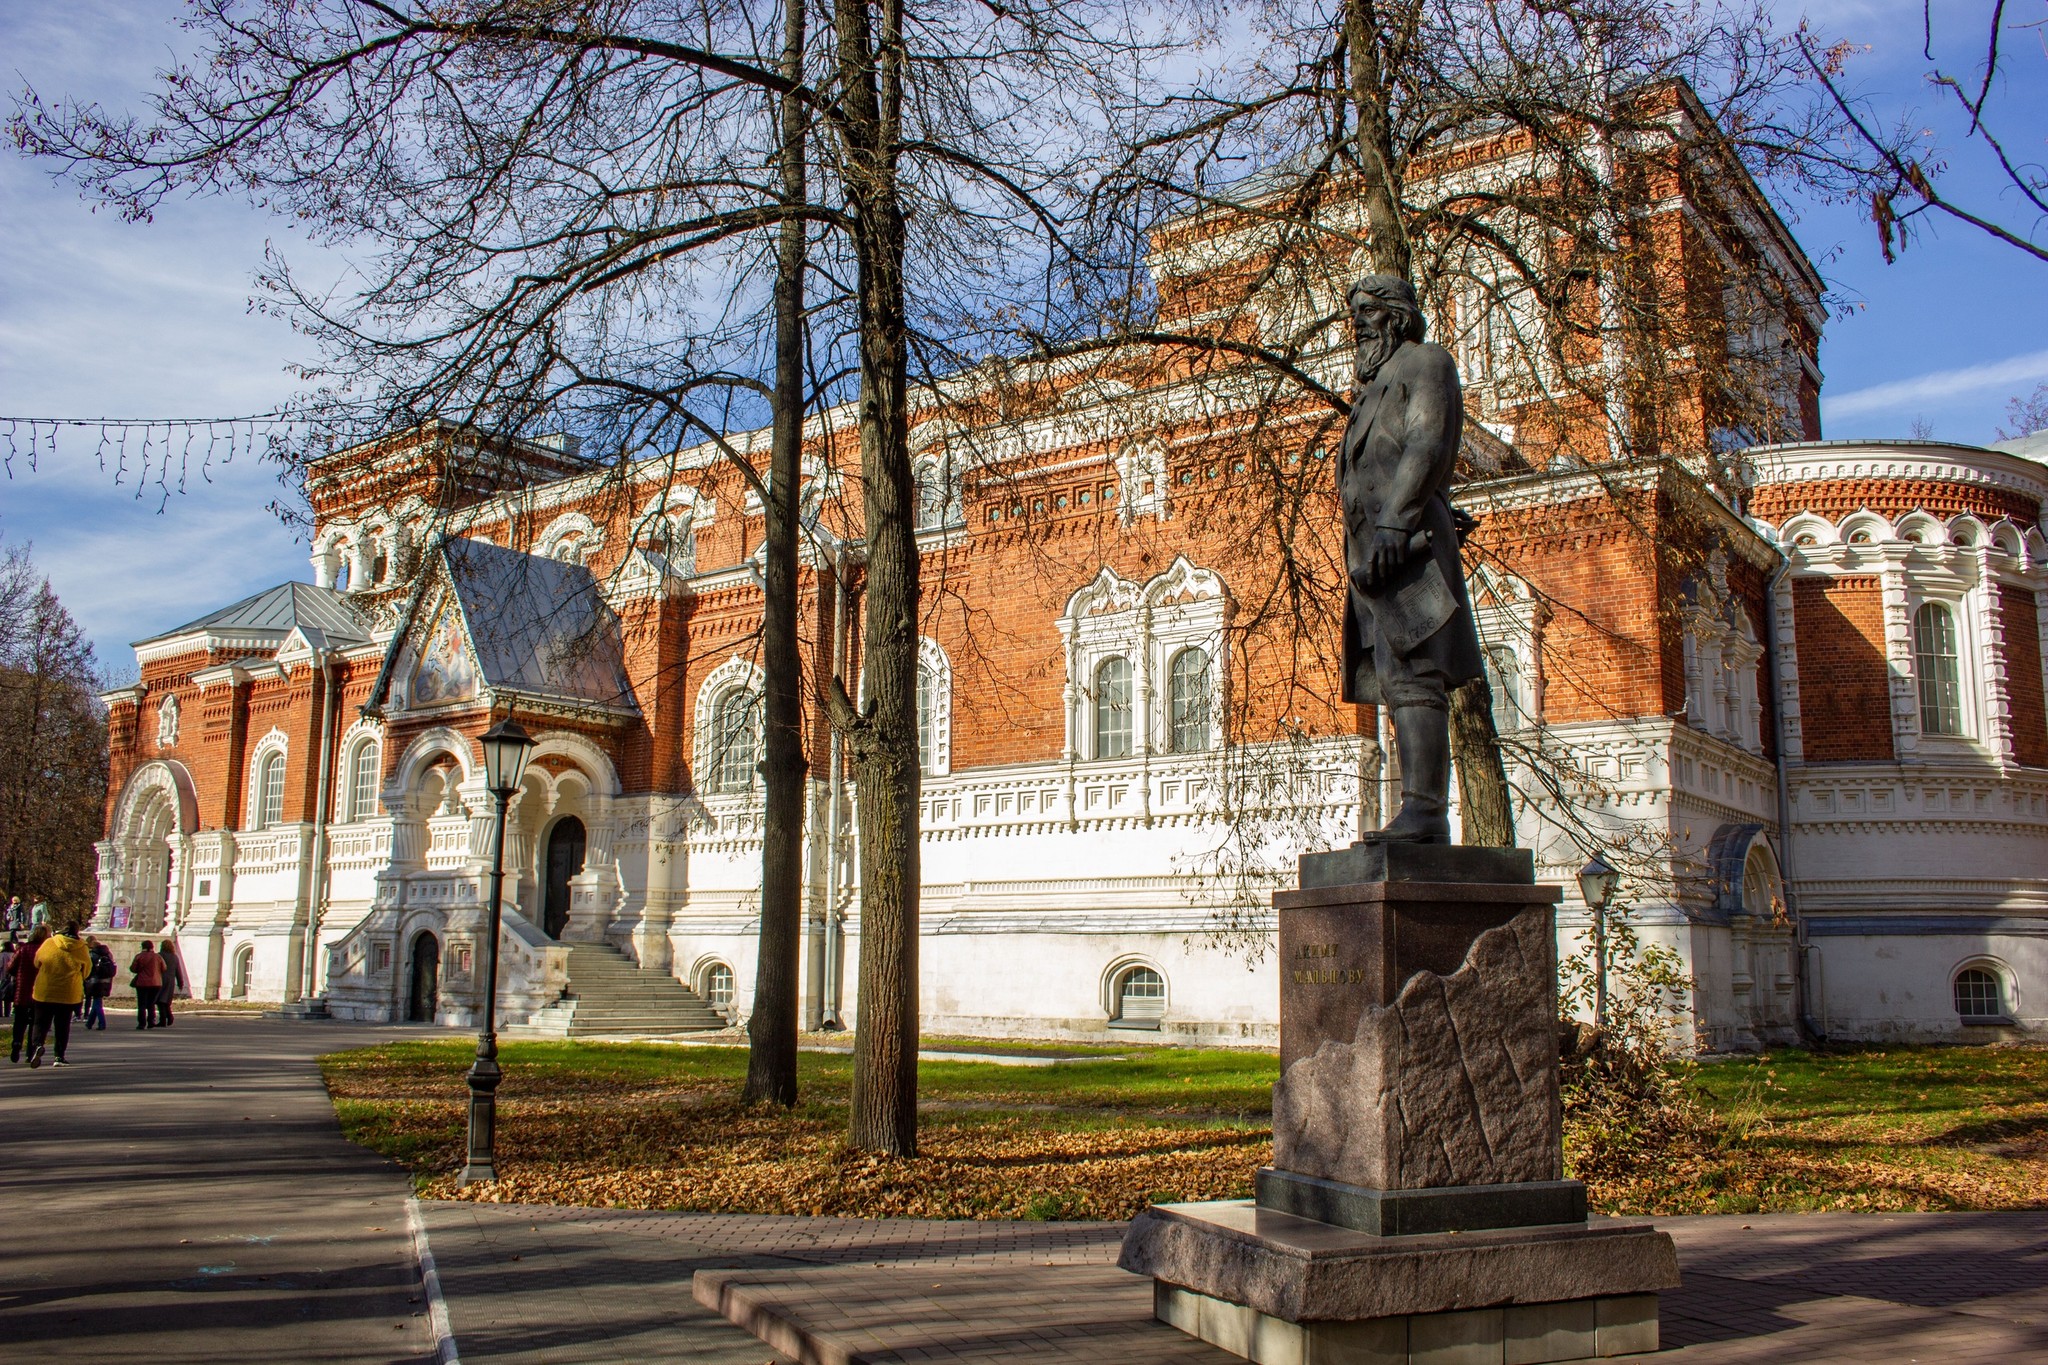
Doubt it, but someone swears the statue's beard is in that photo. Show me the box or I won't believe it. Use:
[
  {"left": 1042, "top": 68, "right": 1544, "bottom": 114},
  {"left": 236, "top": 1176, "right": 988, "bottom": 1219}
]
[{"left": 1355, "top": 332, "right": 1401, "bottom": 386}]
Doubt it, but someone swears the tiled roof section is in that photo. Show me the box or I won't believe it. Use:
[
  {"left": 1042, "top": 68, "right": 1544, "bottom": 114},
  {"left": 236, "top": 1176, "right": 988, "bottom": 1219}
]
[
  {"left": 136, "top": 581, "right": 371, "bottom": 648},
  {"left": 443, "top": 538, "right": 639, "bottom": 712}
]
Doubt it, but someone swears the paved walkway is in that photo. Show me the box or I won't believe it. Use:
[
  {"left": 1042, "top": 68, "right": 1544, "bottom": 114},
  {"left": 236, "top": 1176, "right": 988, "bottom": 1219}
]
[
  {"left": 7, "top": 1015, "right": 2045, "bottom": 1364},
  {"left": 0, "top": 1013, "right": 432, "bottom": 1363}
]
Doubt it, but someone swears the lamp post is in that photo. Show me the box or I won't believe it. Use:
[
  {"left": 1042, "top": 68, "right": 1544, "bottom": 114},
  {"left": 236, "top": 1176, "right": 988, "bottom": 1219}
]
[
  {"left": 459, "top": 715, "right": 534, "bottom": 1188},
  {"left": 1578, "top": 852, "right": 1622, "bottom": 1034}
]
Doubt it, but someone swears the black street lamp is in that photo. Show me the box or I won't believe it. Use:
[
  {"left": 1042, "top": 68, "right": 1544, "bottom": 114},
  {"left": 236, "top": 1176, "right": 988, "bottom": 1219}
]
[
  {"left": 1577, "top": 852, "right": 1622, "bottom": 1034},
  {"left": 459, "top": 715, "right": 535, "bottom": 1188}
]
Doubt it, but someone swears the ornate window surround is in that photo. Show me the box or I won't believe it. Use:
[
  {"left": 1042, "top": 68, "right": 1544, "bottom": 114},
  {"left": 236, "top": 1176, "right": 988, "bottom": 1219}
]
[
  {"left": 246, "top": 727, "right": 291, "bottom": 830},
  {"left": 155, "top": 693, "right": 181, "bottom": 748},
  {"left": 336, "top": 718, "right": 386, "bottom": 822},
  {"left": 693, "top": 656, "right": 765, "bottom": 797},
  {"left": 1057, "top": 556, "right": 1229, "bottom": 761},
  {"left": 917, "top": 637, "right": 953, "bottom": 776},
  {"left": 537, "top": 510, "right": 604, "bottom": 566}
]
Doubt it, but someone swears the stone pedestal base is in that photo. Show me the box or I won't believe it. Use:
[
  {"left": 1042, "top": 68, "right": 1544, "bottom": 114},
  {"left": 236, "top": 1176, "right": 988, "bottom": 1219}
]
[
  {"left": 1156, "top": 1281, "right": 1658, "bottom": 1365},
  {"left": 1120, "top": 1200, "right": 1678, "bottom": 1365}
]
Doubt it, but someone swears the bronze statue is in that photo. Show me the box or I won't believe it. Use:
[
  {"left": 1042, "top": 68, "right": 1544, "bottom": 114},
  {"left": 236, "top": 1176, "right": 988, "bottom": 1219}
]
[{"left": 1339, "top": 275, "right": 1484, "bottom": 844}]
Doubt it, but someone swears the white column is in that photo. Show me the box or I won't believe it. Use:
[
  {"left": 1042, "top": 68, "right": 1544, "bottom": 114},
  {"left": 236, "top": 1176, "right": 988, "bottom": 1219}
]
[
  {"left": 1976, "top": 554, "right": 2016, "bottom": 762},
  {"left": 1879, "top": 565, "right": 1918, "bottom": 757},
  {"left": 1773, "top": 570, "right": 1804, "bottom": 764}
]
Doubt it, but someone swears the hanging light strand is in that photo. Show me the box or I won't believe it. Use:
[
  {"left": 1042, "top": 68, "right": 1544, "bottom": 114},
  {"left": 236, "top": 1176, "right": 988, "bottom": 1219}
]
[{"left": 1, "top": 413, "right": 293, "bottom": 511}]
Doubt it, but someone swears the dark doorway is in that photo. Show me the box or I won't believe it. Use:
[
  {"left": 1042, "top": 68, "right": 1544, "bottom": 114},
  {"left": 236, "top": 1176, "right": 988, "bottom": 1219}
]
[
  {"left": 407, "top": 932, "right": 440, "bottom": 1022},
  {"left": 543, "top": 817, "right": 586, "bottom": 940}
]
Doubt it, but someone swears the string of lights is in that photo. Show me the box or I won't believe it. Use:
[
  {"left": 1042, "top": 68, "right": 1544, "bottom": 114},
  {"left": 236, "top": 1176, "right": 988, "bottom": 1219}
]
[{"left": 1, "top": 413, "right": 295, "bottom": 511}]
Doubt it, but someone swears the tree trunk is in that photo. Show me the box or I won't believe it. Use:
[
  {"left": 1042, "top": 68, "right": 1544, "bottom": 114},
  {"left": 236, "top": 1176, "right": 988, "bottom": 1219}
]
[
  {"left": 1449, "top": 678, "right": 1515, "bottom": 846},
  {"left": 834, "top": 0, "right": 921, "bottom": 1157},
  {"left": 742, "top": 0, "right": 812, "bottom": 1110}
]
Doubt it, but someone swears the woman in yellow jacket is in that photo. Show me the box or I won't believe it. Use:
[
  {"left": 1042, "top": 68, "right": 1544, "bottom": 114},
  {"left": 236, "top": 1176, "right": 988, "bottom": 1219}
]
[{"left": 29, "top": 921, "right": 91, "bottom": 1068}]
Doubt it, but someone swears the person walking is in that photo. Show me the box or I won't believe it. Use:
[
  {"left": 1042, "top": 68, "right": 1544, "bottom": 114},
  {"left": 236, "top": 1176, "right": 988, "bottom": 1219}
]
[
  {"left": 8, "top": 926, "right": 45, "bottom": 1062},
  {"left": 28, "top": 921, "right": 91, "bottom": 1067},
  {"left": 130, "top": 941, "right": 165, "bottom": 1030},
  {"left": 156, "top": 939, "right": 187, "bottom": 1027},
  {"left": 0, "top": 935, "right": 17, "bottom": 1020},
  {"left": 82, "top": 936, "right": 115, "bottom": 1030}
]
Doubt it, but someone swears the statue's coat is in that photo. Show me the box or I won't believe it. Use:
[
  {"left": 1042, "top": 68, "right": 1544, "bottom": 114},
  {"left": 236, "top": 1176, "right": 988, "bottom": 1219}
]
[{"left": 1339, "top": 339, "right": 1485, "bottom": 704}]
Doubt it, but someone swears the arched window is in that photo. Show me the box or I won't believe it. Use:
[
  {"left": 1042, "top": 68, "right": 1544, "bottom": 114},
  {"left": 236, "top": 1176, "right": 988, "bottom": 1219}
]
[
  {"left": 915, "top": 459, "right": 955, "bottom": 531},
  {"left": 918, "top": 663, "right": 941, "bottom": 775},
  {"left": 1168, "top": 647, "right": 1211, "bottom": 752},
  {"left": 709, "top": 688, "right": 762, "bottom": 794},
  {"left": 701, "top": 961, "right": 736, "bottom": 1017},
  {"left": 370, "top": 545, "right": 390, "bottom": 584},
  {"left": 1111, "top": 965, "right": 1165, "bottom": 1028},
  {"left": 1953, "top": 967, "right": 2005, "bottom": 1021},
  {"left": 1093, "top": 656, "right": 1133, "bottom": 759},
  {"left": 1913, "top": 601, "right": 1964, "bottom": 736},
  {"left": 346, "top": 741, "right": 381, "bottom": 821},
  {"left": 1486, "top": 645, "right": 1525, "bottom": 732},
  {"left": 256, "top": 753, "right": 286, "bottom": 829}
]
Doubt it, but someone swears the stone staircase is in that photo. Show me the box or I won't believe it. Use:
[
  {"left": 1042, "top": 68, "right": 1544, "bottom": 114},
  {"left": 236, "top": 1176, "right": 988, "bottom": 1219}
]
[{"left": 507, "top": 943, "right": 730, "bottom": 1039}]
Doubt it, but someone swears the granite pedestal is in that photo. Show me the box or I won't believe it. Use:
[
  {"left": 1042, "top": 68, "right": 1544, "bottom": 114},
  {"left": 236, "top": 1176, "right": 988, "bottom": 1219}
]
[{"left": 1120, "top": 843, "right": 1678, "bottom": 1363}]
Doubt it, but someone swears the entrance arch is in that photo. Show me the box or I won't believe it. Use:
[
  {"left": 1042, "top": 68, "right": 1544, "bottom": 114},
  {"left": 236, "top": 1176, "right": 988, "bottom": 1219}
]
[
  {"left": 408, "top": 932, "right": 441, "bottom": 1022},
  {"left": 106, "top": 761, "right": 199, "bottom": 932},
  {"left": 543, "top": 818, "right": 586, "bottom": 940}
]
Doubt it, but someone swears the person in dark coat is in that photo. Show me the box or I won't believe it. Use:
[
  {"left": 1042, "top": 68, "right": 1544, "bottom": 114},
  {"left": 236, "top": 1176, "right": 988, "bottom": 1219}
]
[
  {"left": 82, "top": 936, "right": 116, "bottom": 1030},
  {"left": 155, "top": 940, "right": 187, "bottom": 1026},
  {"left": 9, "top": 926, "right": 47, "bottom": 1061},
  {"left": 1338, "top": 274, "right": 1485, "bottom": 844}
]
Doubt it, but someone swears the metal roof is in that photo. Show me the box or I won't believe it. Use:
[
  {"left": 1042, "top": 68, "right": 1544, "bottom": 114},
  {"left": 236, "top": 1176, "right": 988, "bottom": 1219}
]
[
  {"left": 136, "top": 581, "right": 371, "bottom": 648},
  {"left": 441, "top": 538, "right": 638, "bottom": 713}
]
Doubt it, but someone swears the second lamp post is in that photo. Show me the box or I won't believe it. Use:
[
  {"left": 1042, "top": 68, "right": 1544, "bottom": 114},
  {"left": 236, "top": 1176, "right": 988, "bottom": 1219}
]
[{"left": 459, "top": 714, "right": 535, "bottom": 1188}]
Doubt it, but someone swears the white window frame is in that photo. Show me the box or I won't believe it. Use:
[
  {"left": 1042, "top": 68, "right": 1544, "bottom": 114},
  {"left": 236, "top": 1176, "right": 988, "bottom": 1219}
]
[
  {"left": 693, "top": 656, "right": 765, "bottom": 797},
  {"left": 917, "top": 638, "right": 953, "bottom": 776},
  {"left": 1905, "top": 586, "right": 1984, "bottom": 747},
  {"left": 344, "top": 736, "right": 383, "bottom": 822},
  {"left": 1056, "top": 556, "right": 1229, "bottom": 763},
  {"left": 246, "top": 729, "right": 291, "bottom": 830}
]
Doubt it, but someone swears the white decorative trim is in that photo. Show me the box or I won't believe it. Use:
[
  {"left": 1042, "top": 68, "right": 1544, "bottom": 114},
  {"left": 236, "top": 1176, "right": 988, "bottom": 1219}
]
[
  {"left": 918, "top": 638, "right": 953, "bottom": 777},
  {"left": 536, "top": 510, "right": 603, "bottom": 565},
  {"left": 693, "top": 656, "right": 765, "bottom": 795},
  {"left": 246, "top": 727, "right": 292, "bottom": 830},
  {"left": 155, "top": 693, "right": 181, "bottom": 748}
]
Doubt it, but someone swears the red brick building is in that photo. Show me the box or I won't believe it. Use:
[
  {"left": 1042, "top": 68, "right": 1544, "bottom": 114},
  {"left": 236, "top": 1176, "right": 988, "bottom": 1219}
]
[{"left": 95, "top": 101, "right": 2048, "bottom": 1046}]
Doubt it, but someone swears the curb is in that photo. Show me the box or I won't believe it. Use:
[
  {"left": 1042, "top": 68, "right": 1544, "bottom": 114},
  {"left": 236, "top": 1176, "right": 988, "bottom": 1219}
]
[{"left": 407, "top": 1198, "right": 461, "bottom": 1365}]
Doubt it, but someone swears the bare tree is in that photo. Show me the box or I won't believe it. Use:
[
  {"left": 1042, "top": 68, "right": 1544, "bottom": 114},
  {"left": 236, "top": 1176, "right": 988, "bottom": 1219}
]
[{"left": 1796, "top": 1, "right": 2048, "bottom": 267}]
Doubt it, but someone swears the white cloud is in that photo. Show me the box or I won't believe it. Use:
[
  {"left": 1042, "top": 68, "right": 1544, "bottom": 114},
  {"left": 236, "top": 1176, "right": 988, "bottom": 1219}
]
[{"left": 1823, "top": 347, "right": 2048, "bottom": 421}]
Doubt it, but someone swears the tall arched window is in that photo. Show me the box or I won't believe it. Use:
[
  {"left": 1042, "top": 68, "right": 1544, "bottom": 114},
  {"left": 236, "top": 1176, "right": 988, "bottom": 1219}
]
[
  {"left": 1167, "top": 646, "right": 1211, "bottom": 752},
  {"left": 918, "top": 663, "right": 941, "bottom": 774},
  {"left": 709, "top": 688, "right": 762, "bottom": 794},
  {"left": 1094, "top": 656, "right": 1133, "bottom": 758},
  {"left": 1913, "top": 601, "right": 1964, "bottom": 736},
  {"left": 1486, "top": 645, "right": 1526, "bottom": 732},
  {"left": 256, "top": 753, "right": 286, "bottom": 829},
  {"left": 347, "top": 741, "right": 381, "bottom": 821}
]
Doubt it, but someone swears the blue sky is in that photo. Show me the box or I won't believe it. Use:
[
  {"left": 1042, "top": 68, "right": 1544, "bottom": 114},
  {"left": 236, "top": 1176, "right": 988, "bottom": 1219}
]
[{"left": 3, "top": 0, "right": 2045, "bottom": 679}]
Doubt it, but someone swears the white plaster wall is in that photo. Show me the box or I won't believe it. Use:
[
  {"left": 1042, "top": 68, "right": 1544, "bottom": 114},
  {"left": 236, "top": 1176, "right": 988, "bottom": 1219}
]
[{"left": 1810, "top": 932, "right": 2044, "bottom": 1040}]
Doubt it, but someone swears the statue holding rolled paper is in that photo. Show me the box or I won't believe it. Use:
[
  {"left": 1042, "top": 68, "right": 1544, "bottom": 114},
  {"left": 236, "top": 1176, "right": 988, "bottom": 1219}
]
[{"left": 1338, "top": 274, "right": 1485, "bottom": 845}]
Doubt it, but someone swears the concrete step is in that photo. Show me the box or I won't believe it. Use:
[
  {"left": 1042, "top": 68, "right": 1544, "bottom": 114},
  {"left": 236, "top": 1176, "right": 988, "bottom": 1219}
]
[{"left": 511, "top": 943, "right": 733, "bottom": 1039}]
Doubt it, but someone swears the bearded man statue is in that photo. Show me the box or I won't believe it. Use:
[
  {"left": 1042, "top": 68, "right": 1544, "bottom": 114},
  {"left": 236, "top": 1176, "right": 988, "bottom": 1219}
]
[{"left": 1338, "top": 275, "right": 1486, "bottom": 844}]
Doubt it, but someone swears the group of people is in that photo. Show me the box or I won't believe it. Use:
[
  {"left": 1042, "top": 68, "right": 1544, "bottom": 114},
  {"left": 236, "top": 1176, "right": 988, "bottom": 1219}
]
[{"left": 1, "top": 918, "right": 188, "bottom": 1068}]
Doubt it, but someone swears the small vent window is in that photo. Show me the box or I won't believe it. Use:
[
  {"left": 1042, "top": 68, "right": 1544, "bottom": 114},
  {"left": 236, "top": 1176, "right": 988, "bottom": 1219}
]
[
  {"left": 1112, "top": 966, "right": 1165, "bottom": 1029},
  {"left": 1953, "top": 967, "right": 2004, "bottom": 1021}
]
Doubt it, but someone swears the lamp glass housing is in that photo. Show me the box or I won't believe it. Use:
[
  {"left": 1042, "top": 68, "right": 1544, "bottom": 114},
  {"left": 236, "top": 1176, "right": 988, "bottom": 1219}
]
[
  {"left": 1577, "top": 853, "right": 1621, "bottom": 910},
  {"left": 479, "top": 716, "right": 535, "bottom": 796}
]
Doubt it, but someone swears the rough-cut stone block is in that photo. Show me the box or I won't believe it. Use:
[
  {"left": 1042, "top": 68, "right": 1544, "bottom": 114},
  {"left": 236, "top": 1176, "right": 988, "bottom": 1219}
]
[
  {"left": 1119, "top": 1200, "right": 1679, "bottom": 1324},
  {"left": 1407, "top": 1307, "right": 1505, "bottom": 1365},
  {"left": 1299, "top": 844, "right": 1534, "bottom": 889},
  {"left": 1593, "top": 1294, "right": 1659, "bottom": 1357},
  {"left": 1255, "top": 1169, "right": 1586, "bottom": 1236},
  {"left": 1503, "top": 1299, "right": 1595, "bottom": 1364},
  {"left": 1273, "top": 908, "right": 1561, "bottom": 1191}
]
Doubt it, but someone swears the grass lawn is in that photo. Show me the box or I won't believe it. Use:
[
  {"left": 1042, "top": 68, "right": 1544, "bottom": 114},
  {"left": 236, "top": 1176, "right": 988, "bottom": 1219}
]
[{"left": 319, "top": 1038, "right": 2048, "bottom": 1219}]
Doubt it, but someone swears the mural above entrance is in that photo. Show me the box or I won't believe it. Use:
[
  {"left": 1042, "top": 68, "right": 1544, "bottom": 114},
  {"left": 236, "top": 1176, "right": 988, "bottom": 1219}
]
[{"left": 407, "top": 598, "right": 479, "bottom": 709}]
